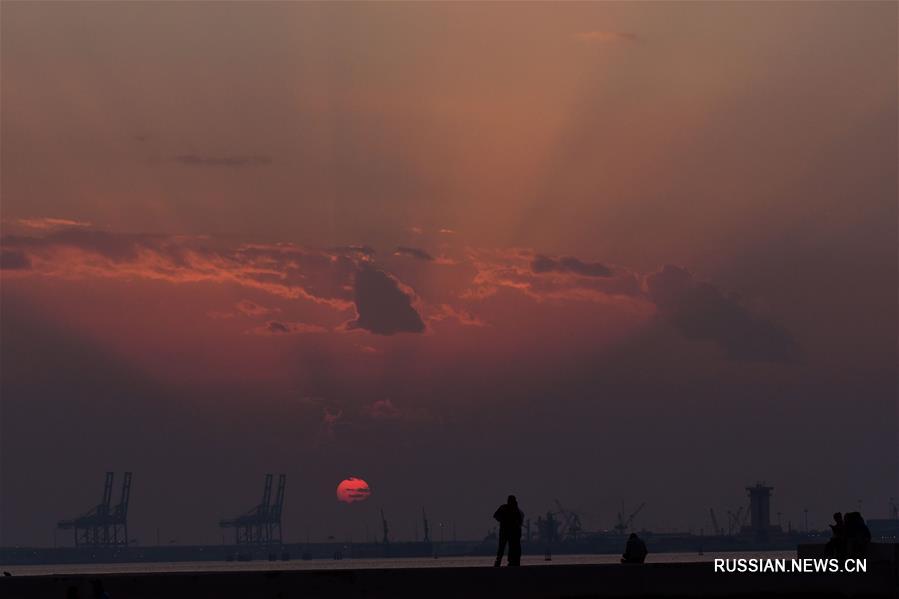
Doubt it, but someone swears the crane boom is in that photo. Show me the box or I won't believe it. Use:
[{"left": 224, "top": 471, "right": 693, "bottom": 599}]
[
  {"left": 709, "top": 508, "right": 721, "bottom": 536},
  {"left": 614, "top": 502, "right": 645, "bottom": 533}
]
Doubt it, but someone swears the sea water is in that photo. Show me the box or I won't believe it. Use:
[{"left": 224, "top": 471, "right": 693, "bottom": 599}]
[{"left": 2, "top": 551, "right": 797, "bottom": 577}]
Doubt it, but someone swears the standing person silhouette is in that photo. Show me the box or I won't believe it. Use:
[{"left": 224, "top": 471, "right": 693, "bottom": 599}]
[{"left": 493, "top": 495, "right": 524, "bottom": 567}]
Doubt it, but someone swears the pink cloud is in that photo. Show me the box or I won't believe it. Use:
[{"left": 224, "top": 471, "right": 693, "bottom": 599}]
[
  {"left": 364, "top": 399, "right": 403, "bottom": 421},
  {"left": 1, "top": 231, "right": 357, "bottom": 310},
  {"left": 15, "top": 217, "right": 92, "bottom": 230},
  {"left": 236, "top": 300, "right": 279, "bottom": 318},
  {"left": 428, "top": 303, "right": 487, "bottom": 328}
]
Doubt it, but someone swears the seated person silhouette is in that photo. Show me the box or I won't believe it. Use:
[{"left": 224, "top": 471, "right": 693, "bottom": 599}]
[
  {"left": 621, "top": 533, "right": 648, "bottom": 564},
  {"left": 493, "top": 495, "right": 524, "bottom": 567},
  {"left": 844, "top": 512, "right": 871, "bottom": 558},
  {"left": 825, "top": 512, "right": 846, "bottom": 559}
]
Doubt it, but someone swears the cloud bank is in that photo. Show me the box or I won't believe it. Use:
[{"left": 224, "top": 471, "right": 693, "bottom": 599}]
[
  {"left": 1, "top": 226, "right": 797, "bottom": 358},
  {"left": 647, "top": 265, "right": 798, "bottom": 363}
]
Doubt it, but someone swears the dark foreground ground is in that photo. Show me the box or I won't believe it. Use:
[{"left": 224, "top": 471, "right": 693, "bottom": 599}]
[{"left": 1, "top": 562, "right": 896, "bottom": 599}]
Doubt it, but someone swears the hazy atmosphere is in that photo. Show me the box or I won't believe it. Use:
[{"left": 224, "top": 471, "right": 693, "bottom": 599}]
[{"left": 1, "top": 2, "right": 896, "bottom": 547}]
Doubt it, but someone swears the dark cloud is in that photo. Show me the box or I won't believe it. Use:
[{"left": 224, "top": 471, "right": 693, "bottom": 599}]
[
  {"left": 647, "top": 265, "right": 799, "bottom": 363},
  {"left": 268, "top": 321, "right": 290, "bottom": 334},
  {"left": 174, "top": 155, "right": 272, "bottom": 167},
  {"left": 250, "top": 320, "right": 328, "bottom": 335},
  {"left": 465, "top": 248, "right": 642, "bottom": 303},
  {"left": 531, "top": 254, "right": 613, "bottom": 278},
  {"left": 349, "top": 266, "right": 425, "bottom": 335},
  {"left": 394, "top": 246, "right": 434, "bottom": 261},
  {"left": 0, "top": 249, "right": 30, "bottom": 270}
]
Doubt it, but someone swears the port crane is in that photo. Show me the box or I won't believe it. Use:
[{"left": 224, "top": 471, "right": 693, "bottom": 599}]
[
  {"left": 709, "top": 508, "right": 723, "bottom": 536},
  {"left": 58, "top": 472, "right": 132, "bottom": 547},
  {"left": 553, "top": 499, "right": 584, "bottom": 541},
  {"left": 422, "top": 508, "right": 430, "bottom": 543},
  {"left": 380, "top": 508, "right": 390, "bottom": 545},
  {"left": 220, "top": 474, "right": 286, "bottom": 545},
  {"left": 535, "top": 511, "right": 559, "bottom": 544},
  {"left": 726, "top": 506, "right": 749, "bottom": 535},
  {"left": 614, "top": 502, "right": 645, "bottom": 534}
]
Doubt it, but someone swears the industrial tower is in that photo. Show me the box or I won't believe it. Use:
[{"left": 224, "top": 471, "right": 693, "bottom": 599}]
[
  {"left": 57, "top": 472, "right": 133, "bottom": 547},
  {"left": 744, "top": 482, "right": 779, "bottom": 540},
  {"left": 220, "top": 474, "right": 286, "bottom": 545}
]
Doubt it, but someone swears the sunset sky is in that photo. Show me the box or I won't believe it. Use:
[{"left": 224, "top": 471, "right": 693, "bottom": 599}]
[{"left": 1, "top": 2, "right": 896, "bottom": 546}]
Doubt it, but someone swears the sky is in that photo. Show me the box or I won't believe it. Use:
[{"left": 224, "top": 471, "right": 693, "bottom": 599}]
[{"left": 1, "top": 2, "right": 896, "bottom": 547}]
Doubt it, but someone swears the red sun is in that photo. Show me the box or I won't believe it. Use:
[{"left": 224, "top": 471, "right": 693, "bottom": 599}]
[{"left": 336, "top": 477, "right": 371, "bottom": 504}]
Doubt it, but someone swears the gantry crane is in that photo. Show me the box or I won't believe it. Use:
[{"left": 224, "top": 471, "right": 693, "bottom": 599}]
[
  {"left": 58, "top": 472, "right": 132, "bottom": 547},
  {"left": 220, "top": 474, "right": 286, "bottom": 545}
]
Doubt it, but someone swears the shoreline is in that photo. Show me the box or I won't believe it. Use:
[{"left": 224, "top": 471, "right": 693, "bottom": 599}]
[
  {"left": 0, "top": 551, "right": 802, "bottom": 577},
  {"left": 2, "top": 561, "right": 896, "bottom": 599},
  {"left": 0, "top": 538, "right": 813, "bottom": 567}
]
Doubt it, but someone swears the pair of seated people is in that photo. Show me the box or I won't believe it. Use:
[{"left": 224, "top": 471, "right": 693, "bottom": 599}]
[{"left": 826, "top": 511, "right": 871, "bottom": 559}]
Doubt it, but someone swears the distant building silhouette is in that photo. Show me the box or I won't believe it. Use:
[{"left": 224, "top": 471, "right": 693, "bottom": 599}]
[{"left": 744, "top": 482, "right": 781, "bottom": 541}]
